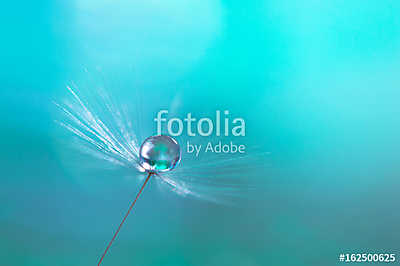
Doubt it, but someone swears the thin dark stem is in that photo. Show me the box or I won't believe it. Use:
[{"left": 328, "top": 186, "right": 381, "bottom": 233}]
[{"left": 98, "top": 172, "right": 152, "bottom": 266}]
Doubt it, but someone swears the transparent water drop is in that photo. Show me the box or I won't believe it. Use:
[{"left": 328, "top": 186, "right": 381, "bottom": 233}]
[{"left": 139, "top": 135, "right": 181, "bottom": 173}]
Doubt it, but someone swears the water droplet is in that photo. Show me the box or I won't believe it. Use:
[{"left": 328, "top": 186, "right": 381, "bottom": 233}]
[{"left": 139, "top": 135, "right": 181, "bottom": 173}]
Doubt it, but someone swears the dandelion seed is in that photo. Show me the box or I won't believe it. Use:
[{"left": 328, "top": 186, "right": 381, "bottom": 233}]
[{"left": 55, "top": 81, "right": 269, "bottom": 265}]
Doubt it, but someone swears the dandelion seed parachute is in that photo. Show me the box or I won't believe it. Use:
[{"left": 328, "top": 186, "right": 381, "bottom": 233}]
[
  {"left": 56, "top": 84, "right": 269, "bottom": 265},
  {"left": 55, "top": 85, "right": 266, "bottom": 203}
]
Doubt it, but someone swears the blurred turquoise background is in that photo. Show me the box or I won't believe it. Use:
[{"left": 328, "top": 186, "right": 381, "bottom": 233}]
[{"left": 1, "top": 0, "right": 400, "bottom": 265}]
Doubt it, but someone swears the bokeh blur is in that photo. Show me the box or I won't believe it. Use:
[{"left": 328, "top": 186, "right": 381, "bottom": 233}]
[{"left": 1, "top": 0, "right": 400, "bottom": 265}]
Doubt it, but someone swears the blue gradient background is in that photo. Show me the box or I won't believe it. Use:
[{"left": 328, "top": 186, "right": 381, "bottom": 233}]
[{"left": 1, "top": 1, "right": 400, "bottom": 265}]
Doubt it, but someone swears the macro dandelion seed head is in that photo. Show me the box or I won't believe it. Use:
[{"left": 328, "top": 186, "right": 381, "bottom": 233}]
[{"left": 55, "top": 83, "right": 269, "bottom": 265}]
